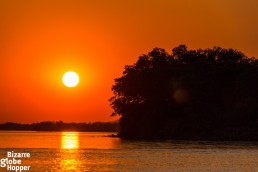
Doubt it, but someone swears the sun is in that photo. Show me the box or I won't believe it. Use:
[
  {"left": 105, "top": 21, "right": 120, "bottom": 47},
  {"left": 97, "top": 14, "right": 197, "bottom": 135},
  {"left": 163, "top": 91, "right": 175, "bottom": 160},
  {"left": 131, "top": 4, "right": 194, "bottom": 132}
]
[{"left": 62, "top": 71, "right": 80, "bottom": 87}]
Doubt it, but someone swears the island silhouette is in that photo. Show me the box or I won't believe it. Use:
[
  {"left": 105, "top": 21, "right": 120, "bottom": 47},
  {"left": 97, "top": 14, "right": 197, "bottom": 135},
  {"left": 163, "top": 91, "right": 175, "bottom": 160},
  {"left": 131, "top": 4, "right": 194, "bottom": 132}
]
[
  {"left": 0, "top": 121, "right": 118, "bottom": 132},
  {"left": 110, "top": 45, "right": 258, "bottom": 140}
]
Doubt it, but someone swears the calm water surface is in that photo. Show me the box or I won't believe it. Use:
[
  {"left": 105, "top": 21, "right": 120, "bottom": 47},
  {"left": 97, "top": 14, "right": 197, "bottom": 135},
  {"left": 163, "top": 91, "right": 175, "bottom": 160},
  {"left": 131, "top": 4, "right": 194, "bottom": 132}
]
[{"left": 0, "top": 131, "right": 258, "bottom": 172}]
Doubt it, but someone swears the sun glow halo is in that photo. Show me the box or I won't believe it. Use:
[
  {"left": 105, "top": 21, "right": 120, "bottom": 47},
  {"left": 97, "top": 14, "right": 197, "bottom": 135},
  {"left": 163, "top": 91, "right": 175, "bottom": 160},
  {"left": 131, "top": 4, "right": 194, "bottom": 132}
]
[{"left": 62, "top": 71, "right": 80, "bottom": 87}]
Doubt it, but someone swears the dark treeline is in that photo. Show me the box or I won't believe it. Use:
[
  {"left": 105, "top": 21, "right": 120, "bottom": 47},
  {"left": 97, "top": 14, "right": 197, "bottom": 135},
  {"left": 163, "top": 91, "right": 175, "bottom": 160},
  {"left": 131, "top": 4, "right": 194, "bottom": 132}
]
[
  {"left": 110, "top": 45, "right": 258, "bottom": 140},
  {"left": 0, "top": 121, "right": 119, "bottom": 132}
]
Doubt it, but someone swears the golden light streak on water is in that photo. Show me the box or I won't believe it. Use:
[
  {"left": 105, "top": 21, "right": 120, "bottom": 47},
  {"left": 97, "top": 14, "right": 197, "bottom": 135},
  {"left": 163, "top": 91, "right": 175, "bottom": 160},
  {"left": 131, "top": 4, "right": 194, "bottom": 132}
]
[{"left": 61, "top": 132, "right": 79, "bottom": 149}]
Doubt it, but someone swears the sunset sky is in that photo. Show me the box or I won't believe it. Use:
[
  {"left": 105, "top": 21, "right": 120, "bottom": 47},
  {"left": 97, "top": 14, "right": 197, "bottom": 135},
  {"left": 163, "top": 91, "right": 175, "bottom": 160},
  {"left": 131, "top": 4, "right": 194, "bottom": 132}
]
[{"left": 0, "top": 0, "right": 258, "bottom": 123}]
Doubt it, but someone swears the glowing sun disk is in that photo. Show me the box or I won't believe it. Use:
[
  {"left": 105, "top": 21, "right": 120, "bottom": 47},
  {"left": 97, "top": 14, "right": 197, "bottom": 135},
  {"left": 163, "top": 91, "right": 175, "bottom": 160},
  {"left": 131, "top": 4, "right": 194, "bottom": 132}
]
[{"left": 62, "top": 71, "right": 79, "bottom": 87}]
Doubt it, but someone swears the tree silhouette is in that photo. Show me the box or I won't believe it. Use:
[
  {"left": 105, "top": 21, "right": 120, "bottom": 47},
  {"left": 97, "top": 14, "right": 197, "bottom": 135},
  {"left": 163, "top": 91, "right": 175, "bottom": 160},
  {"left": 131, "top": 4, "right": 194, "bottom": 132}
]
[{"left": 110, "top": 45, "right": 258, "bottom": 140}]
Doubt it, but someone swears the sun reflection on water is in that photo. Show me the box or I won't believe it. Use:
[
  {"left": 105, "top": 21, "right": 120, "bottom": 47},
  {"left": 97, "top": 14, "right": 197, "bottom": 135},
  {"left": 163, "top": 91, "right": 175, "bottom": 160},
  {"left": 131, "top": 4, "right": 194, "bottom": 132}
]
[
  {"left": 57, "top": 132, "right": 121, "bottom": 171},
  {"left": 60, "top": 132, "right": 81, "bottom": 171},
  {"left": 61, "top": 132, "right": 79, "bottom": 149}
]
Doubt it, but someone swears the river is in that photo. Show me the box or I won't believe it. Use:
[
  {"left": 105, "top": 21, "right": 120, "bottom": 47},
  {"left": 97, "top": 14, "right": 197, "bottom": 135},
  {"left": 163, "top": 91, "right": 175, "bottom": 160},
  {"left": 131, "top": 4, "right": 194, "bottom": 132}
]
[{"left": 0, "top": 131, "right": 258, "bottom": 171}]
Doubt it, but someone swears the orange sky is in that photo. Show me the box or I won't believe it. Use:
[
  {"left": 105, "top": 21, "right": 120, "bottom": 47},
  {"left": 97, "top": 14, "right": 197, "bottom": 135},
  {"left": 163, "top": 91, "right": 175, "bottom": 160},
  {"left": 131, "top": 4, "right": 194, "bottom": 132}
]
[{"left": 0, "top": 0, "right": 258, "bottom": 123}]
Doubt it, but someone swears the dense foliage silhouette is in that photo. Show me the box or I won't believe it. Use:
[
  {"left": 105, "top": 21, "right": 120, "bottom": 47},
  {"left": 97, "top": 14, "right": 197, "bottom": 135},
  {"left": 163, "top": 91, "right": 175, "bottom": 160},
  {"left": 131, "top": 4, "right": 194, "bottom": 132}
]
[{"left": 110, "top": 45, "right": 258, "bottom": 140}]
